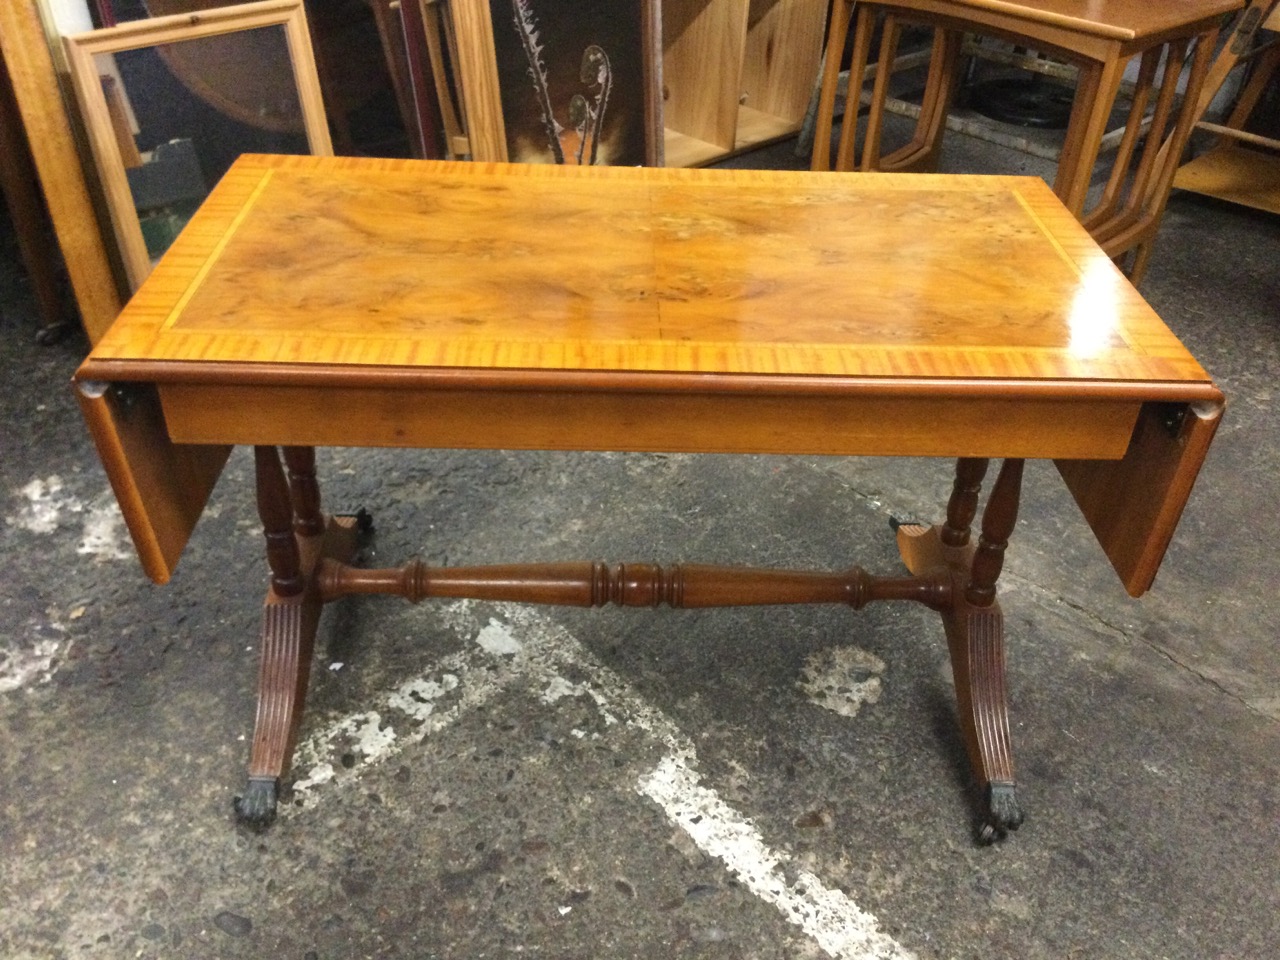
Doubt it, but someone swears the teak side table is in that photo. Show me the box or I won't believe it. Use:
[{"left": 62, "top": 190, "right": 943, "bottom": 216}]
[
  {"left": 812, "top": 0, "right": 1243, "bottom": 283},
  {"left": 74, "top": 155, "right": 1223, "bottom": 842}
]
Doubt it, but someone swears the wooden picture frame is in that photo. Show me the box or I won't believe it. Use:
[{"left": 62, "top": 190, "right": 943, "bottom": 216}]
[
  {"left": 449, "top": 0, "right": 662, "bottom": 166},
  {"left": 63, "top": 0, "right": 332, "bottom": 291},
  {"left": 411, "top": 0, "right": 471, "bottom": 160}
]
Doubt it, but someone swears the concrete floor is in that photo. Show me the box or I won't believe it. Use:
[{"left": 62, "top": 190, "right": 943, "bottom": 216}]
[{"left": 1, "top": 120, "right": 1278, "bottom": 959}]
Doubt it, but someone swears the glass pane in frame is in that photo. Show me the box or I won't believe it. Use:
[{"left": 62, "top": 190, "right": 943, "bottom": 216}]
[
  {"left": 64, "top": 1, "right": 331, "bottom": 291},
  {"left": 95, "top": 26, "right": 309, "bottom": 265}
]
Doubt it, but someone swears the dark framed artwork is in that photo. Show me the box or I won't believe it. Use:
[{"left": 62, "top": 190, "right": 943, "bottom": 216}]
[{"left": 451, "top": 0, "right": 662, "bottom": 165}]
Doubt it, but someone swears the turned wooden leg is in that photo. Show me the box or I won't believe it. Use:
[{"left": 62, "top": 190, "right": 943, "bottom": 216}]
[
  {"left": 283, "top": 445, "right": 325, "bottom": 537},
  {"left": 255, "top": 445, "right": 303, "bottom": 598},
  {"left": 967, "top": 458, "right": 1024, "bottom": 607},
  {"left": 946, "top": 458, "right": 1026, "bottom": 842},
  {"left": 942, "top": 457, "right": 989, "bottom": 548}
]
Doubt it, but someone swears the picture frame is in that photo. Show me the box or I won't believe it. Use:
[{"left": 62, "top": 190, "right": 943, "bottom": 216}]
[
  {"left": 449, "top": 0, "right": 663, "bottom": 166},
  {"left": 63, "top": 0, "right": 332, "bottom": 291},
  {"left": 409, "top": 0, "right": 471, "bottom": 160}
]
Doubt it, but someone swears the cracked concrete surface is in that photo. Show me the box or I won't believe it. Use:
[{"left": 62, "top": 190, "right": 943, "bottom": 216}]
[{"left": 2, "top": 128, "right": 1278, "bottom": 958}]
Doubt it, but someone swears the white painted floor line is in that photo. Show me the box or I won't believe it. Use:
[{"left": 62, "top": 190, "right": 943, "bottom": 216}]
[
  {"left": 288, "top": 600, "right": 681, "bottom": 803},
  {"left": 285, "top": 601, "right": 911, "bottom": 959},
  {"left": 639, "top": 754, "right": 915, "bottom": 960},
  {"left": 289, "top": 625, "right": 523, "bottom": 801}
]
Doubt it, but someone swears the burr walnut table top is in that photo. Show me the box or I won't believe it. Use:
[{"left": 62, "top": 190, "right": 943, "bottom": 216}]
[
  {"left": 84, "top": 153, "right": 1215, "bottom": 389},
  {"left": 75, "top": 154, "right": 1223, "bottom": 592}
]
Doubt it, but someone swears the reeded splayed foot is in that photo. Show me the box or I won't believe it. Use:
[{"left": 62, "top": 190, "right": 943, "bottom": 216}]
[
  {"left": 897, "top": 458, "right": 1028, "bottom": 844},
  {"left": 235, "top": 446, "right": 364, "bottom": 829}
]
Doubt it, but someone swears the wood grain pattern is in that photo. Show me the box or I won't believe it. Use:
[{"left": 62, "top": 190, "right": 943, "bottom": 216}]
[
  {"left": 448, "top": 0, "right": 507, "bottom": 161},
  {"left": 154, "top": 381, "right": 1143, "bottom": 458},
  {"left": 662, "top": 0, "right": 828, "bottom": 163},
  {"left": 732, "top": 105, "right": 803, "bottom": 150},
  {"left": 1173, "top": 144, "right": 1280, "bottom": 214},
  {"left": 83, "top": 154, "right": 1212, "bottom": 391},
  {"left": 1056, "top": 400, "right": 1224, "bottom": 597},
  {"left": 663, "top": 0, "right": 750, "bottom": 149},
  {"left": 741, "top": 0, "right": 829, "bottom": 123},
  {"left": 73, "top": 155, "right": 1224, "bottom": 592}
]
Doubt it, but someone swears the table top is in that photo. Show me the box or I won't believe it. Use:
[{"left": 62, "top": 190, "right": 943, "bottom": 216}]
[
  {"left": 863, "top": 0, "right": 1242, "bottom": 42},
  {"left": 83, "top": 154, "right": 1213, "bottom": 401}
]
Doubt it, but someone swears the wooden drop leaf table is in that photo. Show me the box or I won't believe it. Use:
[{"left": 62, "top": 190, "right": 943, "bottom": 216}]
[{"left": 74, "top": 155, "right": 1223, "bottom": 842}]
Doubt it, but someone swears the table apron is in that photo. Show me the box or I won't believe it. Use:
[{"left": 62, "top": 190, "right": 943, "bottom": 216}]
[{"left": 158, "top": 382, "right": 1141, "bottom": 459}]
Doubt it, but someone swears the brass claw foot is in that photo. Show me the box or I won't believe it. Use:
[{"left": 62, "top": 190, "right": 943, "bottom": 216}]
[
  {"left": 976, "top": 781, "right": 1025, "bottom": 844},
  {"left": 233, "top": 776, "right": 279, "bottom": 829}
]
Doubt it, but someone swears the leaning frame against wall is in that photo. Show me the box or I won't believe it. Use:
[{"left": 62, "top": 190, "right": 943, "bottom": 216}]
[{"left": 64, "top": 0, "right": 332, "bottom": 291}]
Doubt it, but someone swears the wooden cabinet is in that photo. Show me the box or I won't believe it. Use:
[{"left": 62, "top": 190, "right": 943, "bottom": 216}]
[{"left": 662, "top": 0, "right": 830, "bottom": 166}]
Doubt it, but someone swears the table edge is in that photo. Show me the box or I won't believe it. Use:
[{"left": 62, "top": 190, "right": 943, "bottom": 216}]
[{"left": 73, "top": 359, "right": 1224, "bottom": 406}]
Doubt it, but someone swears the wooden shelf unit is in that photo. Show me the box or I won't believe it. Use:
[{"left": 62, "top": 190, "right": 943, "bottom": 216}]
[
  {"left": 1173, "top": 0, "right": 1280, "bottom": 214},
  {"left": 662, "top": 0, "right": 828, "bottom": 166}
]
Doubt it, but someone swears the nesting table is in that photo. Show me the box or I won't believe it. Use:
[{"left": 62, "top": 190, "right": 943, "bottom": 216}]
[
  {"left": 813, "top": 0, "right": 1243, "bottom": 281},
  {"left": 75, "top": 155, "right": 1223, "bottom": 840}
]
